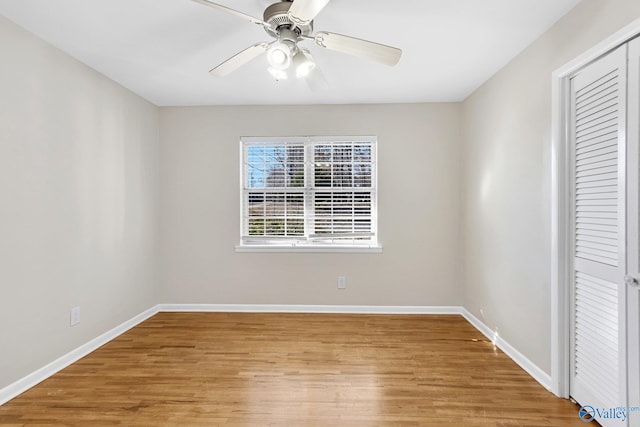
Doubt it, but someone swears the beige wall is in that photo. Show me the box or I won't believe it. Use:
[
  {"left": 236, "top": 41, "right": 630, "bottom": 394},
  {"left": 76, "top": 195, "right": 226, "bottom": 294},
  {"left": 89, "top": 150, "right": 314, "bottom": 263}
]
[
  {"left": 159, "top": 104, "right": 462, "bottom": 306},
  {"left": 461, "top": 0, "right": 640, "bottom": 374},
  {"left": 0, "top": 16, "right": 160, "bottom": 389}
]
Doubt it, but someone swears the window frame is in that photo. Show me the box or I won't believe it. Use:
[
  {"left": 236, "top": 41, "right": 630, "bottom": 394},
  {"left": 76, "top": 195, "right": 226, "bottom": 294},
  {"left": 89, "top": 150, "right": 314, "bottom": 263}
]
[{"left": 236, "top": 136, "right": 381, "bottom": 253}]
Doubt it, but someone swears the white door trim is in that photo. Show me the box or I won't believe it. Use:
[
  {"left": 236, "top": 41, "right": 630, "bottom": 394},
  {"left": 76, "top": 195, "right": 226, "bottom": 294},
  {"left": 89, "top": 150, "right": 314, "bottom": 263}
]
[{"left": 551, "top": 18, "right": 640, "bottom": 398}]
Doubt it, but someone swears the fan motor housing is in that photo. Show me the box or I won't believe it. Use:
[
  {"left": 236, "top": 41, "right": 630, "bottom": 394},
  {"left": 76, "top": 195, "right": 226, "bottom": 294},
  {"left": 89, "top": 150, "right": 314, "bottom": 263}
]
[{"left": 263, "top": 1, "right": 313, "bottom": 38}]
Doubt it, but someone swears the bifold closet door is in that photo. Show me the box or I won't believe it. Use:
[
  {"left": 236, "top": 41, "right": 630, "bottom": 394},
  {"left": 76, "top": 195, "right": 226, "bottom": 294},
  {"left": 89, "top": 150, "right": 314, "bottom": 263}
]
[
  {"left": 627, "top": 36, "right": 640, "bottom": 415},
  {"left": 569, "top": 44, "right": 628, "bottom": 426}
]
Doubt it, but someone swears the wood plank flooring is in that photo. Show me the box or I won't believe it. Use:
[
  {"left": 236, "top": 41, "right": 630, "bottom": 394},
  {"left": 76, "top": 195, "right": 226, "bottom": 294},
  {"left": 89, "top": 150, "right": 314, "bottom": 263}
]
[{"left": 0, "top": 313, "right": 586, "bottom": 426}]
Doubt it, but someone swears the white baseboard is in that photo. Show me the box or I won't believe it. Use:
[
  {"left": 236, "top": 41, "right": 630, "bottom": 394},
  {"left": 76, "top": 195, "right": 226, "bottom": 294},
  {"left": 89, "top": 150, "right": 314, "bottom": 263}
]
[
  {"left": 0, "top": 305, "right": 159, "bottom": 406},
  {"left": 158, "top": 303, "right": 464, "bottom": 315},
  {"left": 1, "top": 304, "right": 552, "bottom": 407},
  {"left": 461, "top": 308, "right": 553, "bottom": 392}
]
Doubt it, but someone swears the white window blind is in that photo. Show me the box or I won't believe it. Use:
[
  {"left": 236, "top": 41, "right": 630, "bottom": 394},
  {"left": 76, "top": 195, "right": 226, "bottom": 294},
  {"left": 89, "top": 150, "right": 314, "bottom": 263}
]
[{"left": 240, "top": 136, "right": 378, "bottom": 249}]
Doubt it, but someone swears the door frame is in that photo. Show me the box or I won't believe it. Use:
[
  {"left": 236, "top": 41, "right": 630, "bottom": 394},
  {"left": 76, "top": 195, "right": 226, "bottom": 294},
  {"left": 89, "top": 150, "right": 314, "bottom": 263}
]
[{"left": 551, "top": 18, "right": 640, "bottom": 398}]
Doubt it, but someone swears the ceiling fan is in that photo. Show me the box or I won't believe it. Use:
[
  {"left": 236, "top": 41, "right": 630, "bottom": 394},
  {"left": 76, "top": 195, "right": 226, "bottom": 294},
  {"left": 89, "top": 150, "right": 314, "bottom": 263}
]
[{"left": 191, "top": 0, "right": 403, "bottom": 88}]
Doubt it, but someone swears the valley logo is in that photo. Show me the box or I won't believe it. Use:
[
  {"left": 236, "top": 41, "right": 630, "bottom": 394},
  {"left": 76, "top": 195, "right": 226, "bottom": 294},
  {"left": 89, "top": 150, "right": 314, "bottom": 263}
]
[{"left": 579, "top": 405, "right": 640, "bottom": 423}]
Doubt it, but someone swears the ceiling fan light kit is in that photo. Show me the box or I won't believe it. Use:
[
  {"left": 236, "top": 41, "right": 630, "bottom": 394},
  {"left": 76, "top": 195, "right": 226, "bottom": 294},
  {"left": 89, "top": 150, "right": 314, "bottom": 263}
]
[{"left": 192, "top": 0, "right": 402, "bottom": 88}]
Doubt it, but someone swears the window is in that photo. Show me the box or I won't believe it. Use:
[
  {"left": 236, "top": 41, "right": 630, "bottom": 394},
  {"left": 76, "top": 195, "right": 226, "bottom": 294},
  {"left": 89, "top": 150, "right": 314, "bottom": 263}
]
[{"left": 238, "top": 136, "right": 379, "bottom": 252}]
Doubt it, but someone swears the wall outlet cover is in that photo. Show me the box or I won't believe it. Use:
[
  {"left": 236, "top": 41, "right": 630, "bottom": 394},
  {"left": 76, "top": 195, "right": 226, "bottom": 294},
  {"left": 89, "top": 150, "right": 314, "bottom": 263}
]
[{"left": 70, "top": 306, "right": 80, "bottom": 327}]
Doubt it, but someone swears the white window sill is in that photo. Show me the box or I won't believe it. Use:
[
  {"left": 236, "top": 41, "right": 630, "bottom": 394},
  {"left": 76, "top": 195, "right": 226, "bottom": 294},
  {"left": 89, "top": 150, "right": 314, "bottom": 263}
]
[{"left": 235, "top": 245, "right": 383, "bottom": 254}]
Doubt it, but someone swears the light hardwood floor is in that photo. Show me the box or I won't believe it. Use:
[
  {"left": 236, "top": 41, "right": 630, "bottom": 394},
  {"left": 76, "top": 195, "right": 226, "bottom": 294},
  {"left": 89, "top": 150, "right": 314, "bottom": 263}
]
[{"left": 0, "top": 313, "right": 586, "bottom": 426}]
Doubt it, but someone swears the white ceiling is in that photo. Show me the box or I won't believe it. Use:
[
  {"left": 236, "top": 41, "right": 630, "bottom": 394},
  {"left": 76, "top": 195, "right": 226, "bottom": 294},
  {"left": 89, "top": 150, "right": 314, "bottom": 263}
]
[{"left": 0, "top": 0, "right": 580, "bottom": 106}]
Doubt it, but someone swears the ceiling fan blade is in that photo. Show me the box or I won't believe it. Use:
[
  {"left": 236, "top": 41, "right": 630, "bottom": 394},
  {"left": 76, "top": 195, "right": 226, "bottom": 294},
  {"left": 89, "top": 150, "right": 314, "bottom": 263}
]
[
  {"left": 312, "top": 32, "right": 402, "bottom": 66},
  {"left": 210, "top": 43, "right": 269, "bottom": 77},
  {"left": 288, "top": 0, "right": 331, "bottom": 25},
  {"left": 191, "top": 0, "right": 270, "bottom": 28}
]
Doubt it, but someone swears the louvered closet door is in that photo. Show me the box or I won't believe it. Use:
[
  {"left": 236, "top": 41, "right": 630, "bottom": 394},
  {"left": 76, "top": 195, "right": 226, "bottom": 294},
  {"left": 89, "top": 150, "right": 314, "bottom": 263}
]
[
  {"left": 569, "top": 44, "right": 628, "bottom": 426},
  {"left": 627, "top": 36, "right": 640, "bottom": 418}
]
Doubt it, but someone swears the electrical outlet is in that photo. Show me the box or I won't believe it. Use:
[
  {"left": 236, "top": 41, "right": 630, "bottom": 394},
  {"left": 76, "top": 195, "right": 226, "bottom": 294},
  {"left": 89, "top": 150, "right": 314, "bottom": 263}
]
[
  {"left": 70, "top": 306, "right": 80, "bottom": 327},
  {"left": 337, "top": 276, "right": 346, "bottom": 290}
]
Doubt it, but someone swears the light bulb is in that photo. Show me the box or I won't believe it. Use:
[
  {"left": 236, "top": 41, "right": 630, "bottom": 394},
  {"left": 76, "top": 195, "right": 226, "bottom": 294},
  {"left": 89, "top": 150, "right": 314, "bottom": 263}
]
[
  {"left": 293, "top": 49, "right": 316, "bottom": 79},
  {"left": 267, "top": 43, "right": 292, "bottom": 70},
  {"left": 298, "top": 62, "right": 315, "bottom": 77},
  {"left": 270, "top": 48, "right": 288, "bottom": 65},
  {"left": 268, "top": 66, "right": 289, "bottom": 81}
]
